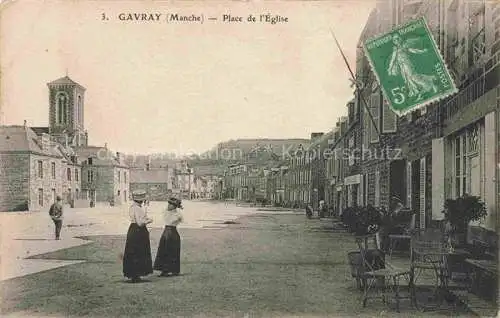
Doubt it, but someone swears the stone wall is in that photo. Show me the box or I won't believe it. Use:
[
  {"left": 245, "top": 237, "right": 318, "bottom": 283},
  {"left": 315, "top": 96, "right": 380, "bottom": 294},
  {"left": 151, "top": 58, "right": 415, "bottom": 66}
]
[
  {"left": 29, "top": 154, "right": 65, "bottom": 212},
  {"left": 0, "top": 153, "right": 30, "bottom": 211}
]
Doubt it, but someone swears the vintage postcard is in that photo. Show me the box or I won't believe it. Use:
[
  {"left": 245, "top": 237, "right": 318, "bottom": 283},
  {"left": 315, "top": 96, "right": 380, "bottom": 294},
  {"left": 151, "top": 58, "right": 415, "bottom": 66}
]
[{"left": 0, "top": 0, "right": 499, "bottom": 317}]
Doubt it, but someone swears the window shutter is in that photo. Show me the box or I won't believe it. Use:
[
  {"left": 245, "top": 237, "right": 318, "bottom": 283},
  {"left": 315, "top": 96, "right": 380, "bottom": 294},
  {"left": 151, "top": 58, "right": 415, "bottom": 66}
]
[
  {"left": 406, "top": 161, "right": 412, "bottom": 209},
  {"left": 370, "top": 92, "right": 380, "bottom": 143},
  {"left": 358, "top": 178, "right": 364, "bottom": 206},
  {"left": 419, "top": 157, "right": 426, "bottom": 229},
  {"left": 431, "top": 138, "right": 445, "bottom": 220},
  {"left": 363, "top": 106, "right": 370, "bottom": 151},
  {"left": 382, "top": 98, "right": 397, "bottom": 133},
  {"left": 364, "top": 174, "right": 368, "bottom": 206},
  {"left": 375, "top": 171, "right": 380, "bottom": 207}
]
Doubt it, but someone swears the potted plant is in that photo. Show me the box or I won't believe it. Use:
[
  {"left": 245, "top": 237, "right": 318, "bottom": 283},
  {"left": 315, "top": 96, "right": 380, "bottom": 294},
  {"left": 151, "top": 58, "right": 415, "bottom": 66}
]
[
  {"left": 442, "top": 194, "right": 487, "bottom": 247},
  {"left": 355, "top": 205, "right": 383, "bottom": 236}
]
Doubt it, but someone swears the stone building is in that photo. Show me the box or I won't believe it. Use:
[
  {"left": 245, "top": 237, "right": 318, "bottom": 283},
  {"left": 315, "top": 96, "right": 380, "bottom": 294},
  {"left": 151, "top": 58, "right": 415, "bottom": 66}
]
[
  {"left": 284, "top": 142, "right": 311, "bottom": 208},
  {"left": 434, "top": 0, "right": 499, "bottom": 234},
  {"left": 224, "top": 163, "right": 249, "bottom": 201},
  {"left": 325, "top": 116, "right": 347, "bottom": 216},
  {"left": 47, "top": 76, "right": 89, "bottom": 147},
  {"left": 0, "top": 125, "right": 65, "bottom": 211},
  {"left": 129, "top": 167, "right": 174, "bottom": 201},
  {"left": 309, "top": 131, "right": 334, "bottom": 211},
  {"left": 336, "top": 0, "right": 499, "bottom": 235},
  {"left": 76, "top": 146, "right": 130, "bottom": 205}
]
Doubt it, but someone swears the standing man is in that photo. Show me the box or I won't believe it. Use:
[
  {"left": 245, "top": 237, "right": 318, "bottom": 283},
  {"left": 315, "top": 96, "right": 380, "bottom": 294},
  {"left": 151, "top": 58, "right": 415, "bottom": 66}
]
[{"left": 49, "top": 195, "right": 64, "bottom": 240}]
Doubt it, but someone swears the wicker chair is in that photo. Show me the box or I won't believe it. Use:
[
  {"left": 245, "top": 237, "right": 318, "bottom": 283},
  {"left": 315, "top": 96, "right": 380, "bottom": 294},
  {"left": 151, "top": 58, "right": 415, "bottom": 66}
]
[{"left": 356, "top": 234, "right": 412, "bottom": 312}]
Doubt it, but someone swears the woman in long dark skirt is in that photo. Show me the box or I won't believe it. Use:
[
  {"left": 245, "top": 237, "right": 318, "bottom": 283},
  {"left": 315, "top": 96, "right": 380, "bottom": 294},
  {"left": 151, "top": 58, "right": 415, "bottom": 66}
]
[
  {"left": 123, "top": 190, "right": 153, "bottom": 282},
  {"left": 154, "top": 197, "right": 183, "bottom": 277}
]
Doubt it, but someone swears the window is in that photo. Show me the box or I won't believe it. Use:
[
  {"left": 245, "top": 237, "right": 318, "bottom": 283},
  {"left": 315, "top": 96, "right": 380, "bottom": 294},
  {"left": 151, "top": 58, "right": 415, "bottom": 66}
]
[
  {"left": 56, "top": 92, "right": 68, "bottom": 125},
  {"left": 38, "top": 161, "right": 43, "bottom": 178},
  {"left": 51, "top": 162, "right": 56, "bottom": 179},
  {"left": 348, "top": 136, "right": 355, "bottom": 166},
  {"left": 88, "top": 157, "right": 93, "bottom": 165},
  {"left": 118, "top": 170, "right": 121, "bottom": 183},
  {"left": 87, "top": 170, "right": 95, "bottom": 183},
  {"left": 75, "top": 189, "right": 79, "bottom": 200},
  {"left": 38, "top": 188, "right": 44, "bottom": 206},
  {"left": 363, "top": 104, "right": 370, "bottom": 153},
  {"left": 75, "top": 169, "right": 79, "bottom": 182},
  {"left": 77, "top": 95, "right": 82, "bottom": 125},
  {"left": 51, "top": 188, "right": 56, "bottom": 202},
  {"left": 374, "top": 171, "right": 380, "bottom": 207},
  {"left": 124, "top": 172, "right": 127, "bottom": 183},
  {"left": 67, "top": 168, "right": 72, "bottom": 181},
  {"left": 382, "top": 98, "right": 397, "bottom": 133},
  {"left": 124, "top": 190, "right": 127, "bottom": 201},
  {"left": 370, "top": 92, "right": 380, "bottom": 143},
  {"left": 453, "top": 122, "right": 481, "bottom": 198}
]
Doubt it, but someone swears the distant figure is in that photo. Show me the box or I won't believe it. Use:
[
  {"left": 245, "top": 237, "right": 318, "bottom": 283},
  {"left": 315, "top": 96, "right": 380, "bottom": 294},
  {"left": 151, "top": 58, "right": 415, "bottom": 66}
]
[
  {"left": 154, "top": 197, "right": 184, "bottom": 277},
  {"left": 319, "top": 200, "right": 325, "bottom": 218},
  {"left": 48, "top": 196, "right": 64, "bottom": 240},
  {"left": 123, "top": 190, "right": 153, "bottom": 283},
  {"left": 305, "top": 204, "right": 313, "bottom": 219}
]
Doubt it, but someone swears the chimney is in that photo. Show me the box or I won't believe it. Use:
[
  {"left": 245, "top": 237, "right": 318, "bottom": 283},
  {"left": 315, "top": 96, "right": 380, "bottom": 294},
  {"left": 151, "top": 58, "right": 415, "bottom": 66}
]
[
  {"left": 23, "top": 120, "right": 27, "bottom": 127},
  {"left": 104, "top": 142, "right": 108, "bottom": 149},
  {"left": 40, "top": 133, "right": 50, "bottom": 150},
  {"left": 116, "top": 152, "right": 121, "bottom": 163}
]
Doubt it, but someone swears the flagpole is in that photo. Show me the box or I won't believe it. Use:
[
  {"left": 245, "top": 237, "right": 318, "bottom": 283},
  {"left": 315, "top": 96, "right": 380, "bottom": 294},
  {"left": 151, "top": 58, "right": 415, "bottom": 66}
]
[{"left": 329, "top": 29, "right": 381, "bottom": 139}]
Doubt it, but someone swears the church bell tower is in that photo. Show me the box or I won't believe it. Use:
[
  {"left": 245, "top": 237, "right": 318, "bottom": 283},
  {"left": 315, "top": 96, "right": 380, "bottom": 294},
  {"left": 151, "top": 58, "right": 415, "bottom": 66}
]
[{"left": 48, "top": 76, "right": 88, "bottom": 147}]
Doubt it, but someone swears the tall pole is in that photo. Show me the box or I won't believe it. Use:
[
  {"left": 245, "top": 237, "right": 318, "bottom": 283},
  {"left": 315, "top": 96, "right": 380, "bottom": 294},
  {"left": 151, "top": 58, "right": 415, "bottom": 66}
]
[{"left": 329, "top": 29, "right": 381, "bottom": 139}]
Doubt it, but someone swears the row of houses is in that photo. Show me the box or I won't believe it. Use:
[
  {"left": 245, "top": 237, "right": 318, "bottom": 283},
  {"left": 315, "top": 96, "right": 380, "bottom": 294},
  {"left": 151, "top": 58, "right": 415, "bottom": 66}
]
[
  {"left": 0, "top": 76, "right": 132, "bottom": 212},
  {"left": 129, "top": 159, "right": 220, "bottom": 200},
  {"left": 223, "top": 0, "right": 499, "bottom": 241},
  {"left": 0, "top": 76, "right": 220, "bottom": 212}
]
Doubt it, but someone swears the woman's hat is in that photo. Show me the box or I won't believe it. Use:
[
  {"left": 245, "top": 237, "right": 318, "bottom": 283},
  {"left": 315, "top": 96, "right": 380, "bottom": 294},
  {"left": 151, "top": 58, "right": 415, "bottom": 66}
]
[
  {"left": 167, "top": 197, "right": 182, "bottom": 209},
  {"left": 132, "top": 190, "right": 147, "bottom": 201}
]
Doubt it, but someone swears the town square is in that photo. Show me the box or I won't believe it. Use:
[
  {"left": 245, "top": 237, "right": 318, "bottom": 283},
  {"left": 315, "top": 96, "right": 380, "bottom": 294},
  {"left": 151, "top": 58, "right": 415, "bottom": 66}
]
[{"left": 0, "top": 0, "right": 499, "bottom": 317}]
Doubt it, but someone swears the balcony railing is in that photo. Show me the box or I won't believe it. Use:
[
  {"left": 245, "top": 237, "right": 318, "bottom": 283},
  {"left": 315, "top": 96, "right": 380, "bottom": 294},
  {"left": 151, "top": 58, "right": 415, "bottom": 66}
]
[{"left": 443, "top": 70, "right": 485, "bottom": 121}]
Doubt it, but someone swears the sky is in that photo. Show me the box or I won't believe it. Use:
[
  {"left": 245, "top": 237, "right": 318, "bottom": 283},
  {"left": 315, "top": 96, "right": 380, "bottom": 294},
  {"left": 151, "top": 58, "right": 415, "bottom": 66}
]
[{"left": 1, "top": 0, "right": 375, "bottom": 155}]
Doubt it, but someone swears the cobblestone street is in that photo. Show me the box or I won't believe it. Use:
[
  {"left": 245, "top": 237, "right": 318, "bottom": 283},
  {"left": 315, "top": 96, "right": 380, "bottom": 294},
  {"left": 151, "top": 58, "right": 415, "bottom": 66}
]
[{"left": 0, "top": 202, "right": 474, "bottom": 317}]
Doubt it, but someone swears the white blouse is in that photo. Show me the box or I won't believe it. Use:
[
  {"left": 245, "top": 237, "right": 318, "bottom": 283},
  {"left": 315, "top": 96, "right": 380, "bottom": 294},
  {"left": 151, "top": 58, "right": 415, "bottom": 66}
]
[
  {"left": 129, "top": 202, "right": 150, "bottom": 226},
  {"left": 163, "top": 208, "right": 183, "bottom": 227}
]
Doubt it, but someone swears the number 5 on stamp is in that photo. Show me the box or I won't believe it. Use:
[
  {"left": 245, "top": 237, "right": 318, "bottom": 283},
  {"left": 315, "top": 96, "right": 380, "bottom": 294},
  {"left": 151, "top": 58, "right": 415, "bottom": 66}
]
[{"left": 363, "top": 17, "right": 458, "bottom": 116}]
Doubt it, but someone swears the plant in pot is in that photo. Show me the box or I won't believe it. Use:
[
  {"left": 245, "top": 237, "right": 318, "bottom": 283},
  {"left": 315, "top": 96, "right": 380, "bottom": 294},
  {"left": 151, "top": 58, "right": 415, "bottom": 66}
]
[
  {"left": 442, "top": 194, "right": 487, "bottom": 248},
  {"left": 355, "top": 205, "right": 383, "bottom": 236}
]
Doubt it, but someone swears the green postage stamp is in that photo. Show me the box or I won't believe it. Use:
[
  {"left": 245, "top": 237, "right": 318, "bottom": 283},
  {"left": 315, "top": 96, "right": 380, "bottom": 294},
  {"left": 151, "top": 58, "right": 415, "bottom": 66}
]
[{"left": 363, "top": 17, "right": 458, "bottom": 116}]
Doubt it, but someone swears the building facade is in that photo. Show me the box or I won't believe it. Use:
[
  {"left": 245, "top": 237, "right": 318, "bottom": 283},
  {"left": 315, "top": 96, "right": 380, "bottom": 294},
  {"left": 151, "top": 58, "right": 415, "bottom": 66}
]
[
  {"left": 129, "top": 166, "right": 174, "bottom": 201},
  {"left": 76, "top": 147, "right": 130, "bottom": 205},
  {"left": 285, "top": 143, "right": 311, "bottom": 208},
  {"left": 333, "top": 0, "right": 499, "bottom": 238}
]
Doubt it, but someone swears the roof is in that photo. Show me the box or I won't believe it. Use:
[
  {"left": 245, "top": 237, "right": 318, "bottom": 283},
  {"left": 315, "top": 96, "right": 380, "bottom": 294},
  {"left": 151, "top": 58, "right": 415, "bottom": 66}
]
[
  {"left": 0, "top": 125, "right": 64, "bottom": 157},
  {"left": 31, "top": 127, "right": 50, "bottom": 136},
  {"left": 309, "top": 130, "right": 334, "bottom": 149},
  {"left": 130, "top": 169, "right": 171, "bottom": 184},
  {"left": 74, "top": 146, "right": 128, "bottom": 167},
  {"left": 48, "top": 76, "right": 85, "bottom": 89}
]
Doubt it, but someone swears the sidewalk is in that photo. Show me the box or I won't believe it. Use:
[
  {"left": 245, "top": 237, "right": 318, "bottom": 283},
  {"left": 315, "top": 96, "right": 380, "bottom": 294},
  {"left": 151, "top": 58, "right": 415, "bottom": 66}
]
[{"left": 0, "top": 201, "right": 262, "bottom": 281}]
